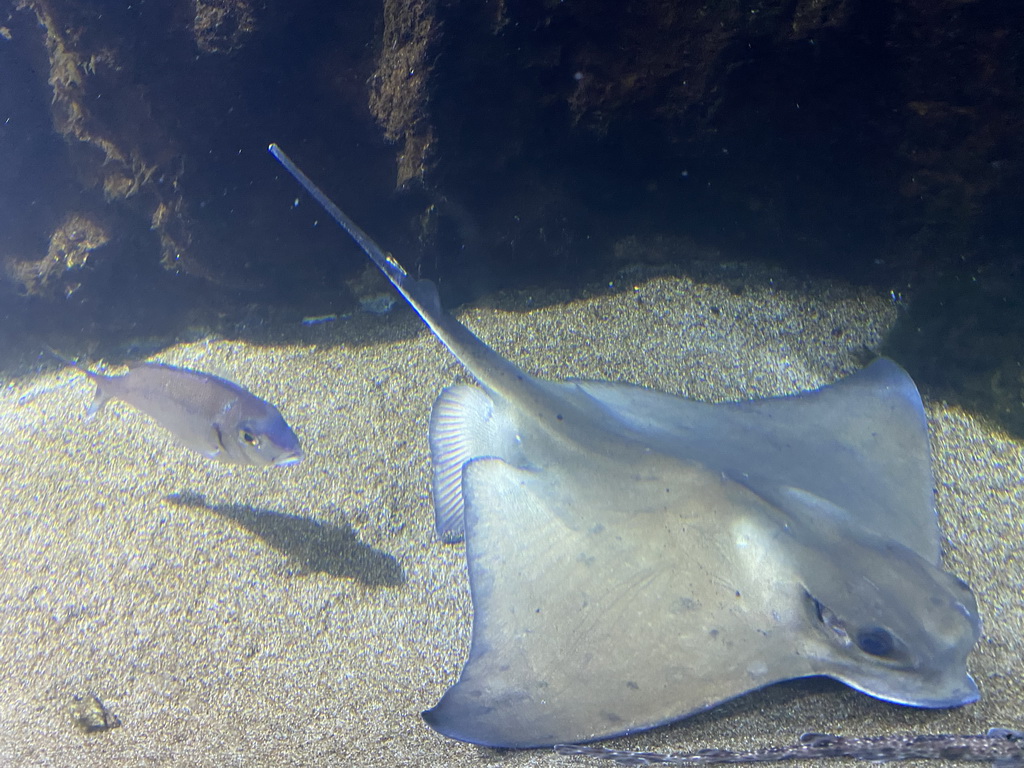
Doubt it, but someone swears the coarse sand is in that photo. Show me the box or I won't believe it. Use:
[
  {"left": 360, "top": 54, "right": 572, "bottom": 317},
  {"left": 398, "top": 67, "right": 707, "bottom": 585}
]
[{"left": 1, "top": 263, "right": 1021, "bottom": 768}]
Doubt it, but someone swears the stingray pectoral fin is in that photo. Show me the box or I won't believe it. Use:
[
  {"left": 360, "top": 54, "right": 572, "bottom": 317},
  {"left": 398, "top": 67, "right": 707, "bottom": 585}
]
[
  {"left": 575, "top": 358, "right": 941, "bottom": 564},
  {"left": 423, "top": 457, "right": 581, "bottom": 746},
  {"left": 424, "top": 456, "right": 813, "bottom": 748}
]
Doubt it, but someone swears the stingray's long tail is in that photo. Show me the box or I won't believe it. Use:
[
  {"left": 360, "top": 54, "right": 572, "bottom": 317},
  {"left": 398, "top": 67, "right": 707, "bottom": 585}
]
[
  {"left": 268, "top": 143, "right": 531, "bottom": 396},
  {"left": 42, "top": 344, "right": 92, "bottom": 376},
  {"left": 268, "top": 143, "right": 432, "bottom": 313}
]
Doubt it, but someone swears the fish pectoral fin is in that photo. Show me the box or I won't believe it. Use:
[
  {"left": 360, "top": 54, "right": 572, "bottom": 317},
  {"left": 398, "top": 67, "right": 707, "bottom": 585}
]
[
  {"left": 202, "top": 424, "right": 228, "bottom": 459},
  {"left": 173, "top": 424, "right": 224, "bottom": 460}
]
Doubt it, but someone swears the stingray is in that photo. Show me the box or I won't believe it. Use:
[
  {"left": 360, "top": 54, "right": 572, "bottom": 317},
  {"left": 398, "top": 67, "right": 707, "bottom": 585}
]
[{"left": 269, "top": 145, "right": 981, "bottom": 749}]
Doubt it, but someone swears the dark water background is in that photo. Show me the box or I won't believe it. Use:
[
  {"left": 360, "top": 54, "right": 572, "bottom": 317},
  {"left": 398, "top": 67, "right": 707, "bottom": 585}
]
[{"left": 0, "top": 0, "right": 1021, "bottom": 434}]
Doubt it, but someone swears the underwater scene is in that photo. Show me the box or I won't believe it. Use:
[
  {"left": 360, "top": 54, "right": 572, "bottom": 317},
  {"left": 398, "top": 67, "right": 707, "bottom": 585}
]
[{"left": 1, "top": 2, "right": 1022, "bottom": 767}]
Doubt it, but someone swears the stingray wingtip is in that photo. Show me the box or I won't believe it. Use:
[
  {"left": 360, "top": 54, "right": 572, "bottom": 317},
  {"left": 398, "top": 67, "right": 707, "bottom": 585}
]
[{"left": 421, "top": 700, "right": 544, "bottom": 748}]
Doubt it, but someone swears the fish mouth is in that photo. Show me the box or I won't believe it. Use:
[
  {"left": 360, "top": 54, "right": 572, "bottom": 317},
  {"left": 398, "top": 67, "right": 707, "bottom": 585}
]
[{"left": 274, "top": 452, "right": 304, "bottom": 467}]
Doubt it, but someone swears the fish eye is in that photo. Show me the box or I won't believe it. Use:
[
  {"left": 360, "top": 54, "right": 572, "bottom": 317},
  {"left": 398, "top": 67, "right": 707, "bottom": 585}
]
[
  {"left": 240, "top": 429, "right": 260, "bottom": 447},
  {"left": 855, "top": 626, "right": 895, "bottom": 657}
]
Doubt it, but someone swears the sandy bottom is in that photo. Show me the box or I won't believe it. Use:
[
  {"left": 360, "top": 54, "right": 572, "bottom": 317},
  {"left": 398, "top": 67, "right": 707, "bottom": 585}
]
[{"left": 1, "top": 263, "right": 1021, "bottom": 767}]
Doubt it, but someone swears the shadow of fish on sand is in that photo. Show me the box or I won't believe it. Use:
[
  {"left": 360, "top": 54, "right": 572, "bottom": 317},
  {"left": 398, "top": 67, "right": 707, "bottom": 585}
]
[{"left": 166, "top": 492, "right": 405, "bottom": 588}]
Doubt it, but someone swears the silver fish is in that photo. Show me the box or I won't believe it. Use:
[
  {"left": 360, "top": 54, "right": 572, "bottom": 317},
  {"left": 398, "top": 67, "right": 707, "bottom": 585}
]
[{"left": 50, "top": 351, "right": 303, "bottom": 467}]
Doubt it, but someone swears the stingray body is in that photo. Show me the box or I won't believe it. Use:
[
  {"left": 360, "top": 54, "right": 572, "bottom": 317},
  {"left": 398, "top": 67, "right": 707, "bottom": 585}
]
[{"left": 269, "top": 145, "right": 981, "bottom": 749}]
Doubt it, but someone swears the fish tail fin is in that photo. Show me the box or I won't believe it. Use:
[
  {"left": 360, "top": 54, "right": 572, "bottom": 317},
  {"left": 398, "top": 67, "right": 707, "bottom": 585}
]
[{"left": 43, "top": 346, "right": 107, "bottom": 420}]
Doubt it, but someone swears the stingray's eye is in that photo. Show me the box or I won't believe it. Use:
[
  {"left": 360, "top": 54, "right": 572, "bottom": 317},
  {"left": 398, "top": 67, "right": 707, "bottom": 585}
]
[
  {"left": 855, "top": 626, "right": 895, "bottom": 656},
  {"left": 240, "top": 429, "right": 260, "bottom": 447}
]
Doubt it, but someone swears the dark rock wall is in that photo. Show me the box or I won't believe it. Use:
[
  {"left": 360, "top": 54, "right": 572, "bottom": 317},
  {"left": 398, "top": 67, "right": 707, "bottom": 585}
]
[{"left": 1, "top": 0, "right": 1021, "bottom": 431}]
